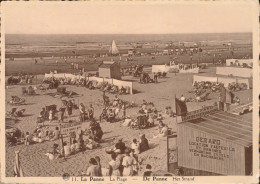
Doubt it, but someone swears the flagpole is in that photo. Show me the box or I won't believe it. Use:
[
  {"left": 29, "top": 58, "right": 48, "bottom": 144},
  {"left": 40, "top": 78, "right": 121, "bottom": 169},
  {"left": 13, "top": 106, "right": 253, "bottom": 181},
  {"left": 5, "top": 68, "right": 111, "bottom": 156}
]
[{"left": 175, "top": 94, "right": 178, "bottom": 124}]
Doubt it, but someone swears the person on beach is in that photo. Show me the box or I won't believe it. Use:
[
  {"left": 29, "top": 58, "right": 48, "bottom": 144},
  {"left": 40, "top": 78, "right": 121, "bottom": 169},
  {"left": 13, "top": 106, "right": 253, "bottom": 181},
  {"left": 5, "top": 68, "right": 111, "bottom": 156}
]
[
  {"left": 122, "top": 102, "right": 126, "bottom": 119},
  {"left": 131, "top": 138, "right": 140, "bottom": 155},
  {"left": 93, "top": 126, "right": 103, "bottom": 143},
  {"left": 100, "top": 108, "right": 108, "bottom": 122},
  {"left": 107, "top": 109, "right": 115, "bottom": 123},
  {"left": 67, "top": 100, "right": 73, "bottom": 116},
  {"left": 143, "top": 164, "right": 153, "bottom": 177},
  {"left": 153, "top": 72, "right": 158, "bottom": 83},
  {"left": 109, "top": 153, "right": 121, "bottom": 176},
  {"left": 95, "top": 156, "right": 102, "bottom": 176},
  {"left": 139, "top": 134, "right": 149, "bottom": 153},
  {"left": 49, "top": 110, "right": 53, "bottom": 123},
  {"left": 114, "top": 138, "right": 126, "bottom": 154},
  {"left": 84, "top": 158, "right": 100, "bottom": 176},
  {"left": 153, "top": 121, "right": 168, "bottom": 139},
  {"left": 122, "top": 149, "right": 135, "bottom": 176},
  {"left": 70, "top": 140, "right": 77, "bottom": 154},
  {"left": 24, "top": 132, "right": 33, "bottom": 145},
  {"left": 51, "top": 127, "right": 60, "bottom": 141},
  {"left": 59, "top": 108, "right": 66, "bottom": 122},
  {"left": 113, "top": 95, "right": 120, "bottom": 107},
  {"left": 180, "top": 94, "right": 186, "bottom": 102},
  {"left": 130, "top": 150, "right": 139, "bottom": 175},
  {"left": 88, "top": 104, "right": 94, "bottom": 120},
  {"left": 63, "top": 142, "right": 71, "bottom": 157},
  {"left": 79, "top": 103, "right": 86, "bottom": 122}
]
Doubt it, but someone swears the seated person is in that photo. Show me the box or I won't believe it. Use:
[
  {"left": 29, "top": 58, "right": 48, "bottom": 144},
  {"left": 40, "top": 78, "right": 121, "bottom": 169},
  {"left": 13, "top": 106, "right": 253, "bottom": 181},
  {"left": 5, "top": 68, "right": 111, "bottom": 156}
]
[
  {"left": 107, "top": 109, "right": 115, "bottom": 123},
  {"left": 234, "top": 96, "right": 240, "bottom": 105},
  {"left": 122, "top": 116, "right": 132, "bottom": 127},
  {"left": 55, "top": 144, "right": 65, "bottom": 159},
  {"left": 119, "top": 86, "right": 126, "bottom": 94},
  {"left": 93, "top": 127, "right": 103, "bottom": 143},
  {"left": 157, "top": 114, "right": 163, "bottom": 121},
  {"left": 63, "top": 142, "right": 71, "bottom": 157},
  {"left": 167, "top": 107, "right": 175, "bottom": 117},
  {"left": 130, "top": 119, "right": 138, "bottom": 129},
  {"left": 45, "top": 143, "right": 59, "bottom": 160},
  {"left": 14, "top": 109, "right": 26, "bottom": 117},
  {"left": 70, "top": 140, "right": 77, "bottom": 154},
  {"left": 143, "top": 164, "right": 153, "bottom": 177},
  {"left": 113, "top": 95, "right": 120, "bottom": 107},
  {"left": 153, "top": 121, "right": 168, "bottom": 138},
  {"left": 151, "top": 104, "right": 157, "bottom": 114},
  {"left": 100, "top": 108, "right": 108, "bottom": 122},
  {"left": 139, "top": 134, "right": 149, "bottom": 153},
  {"left": 147, "top": 114, "right": 155, "bottom": 127},
  {"left": 50, "top": 127, "right": 60, "bottom": 141},
  {"left": 89, "top": 120, "right": 100, "bottom": 134},
  {"left": 24, "top": 132, "right": 34, "bottom": 145},
  {"left": 114, "top": 138, "right": 126, "bottom": 154},
  {"left": 86, "top": 137, "right": 98, "bottom": 150}
]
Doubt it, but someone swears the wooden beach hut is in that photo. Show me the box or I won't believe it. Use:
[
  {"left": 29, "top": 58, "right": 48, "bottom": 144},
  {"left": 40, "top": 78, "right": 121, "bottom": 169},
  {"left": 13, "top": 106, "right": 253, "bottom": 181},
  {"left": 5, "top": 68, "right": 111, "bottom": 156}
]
[
  {"left": 167, "top": 106, "right": 252, "bottom": 176},
  {"left": 98, "top": 61, "right": 121, "bottom": 80}
]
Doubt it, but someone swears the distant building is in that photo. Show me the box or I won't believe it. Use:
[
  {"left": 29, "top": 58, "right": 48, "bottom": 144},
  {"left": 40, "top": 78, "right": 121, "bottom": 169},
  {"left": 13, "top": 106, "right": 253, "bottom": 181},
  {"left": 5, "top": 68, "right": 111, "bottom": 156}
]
[
  {"left": 200, "top": 40, "right": 232, "bottom": 47},
  {"left": 98, "top": 61, "right": 121, "bottom": 80},
  {"left": 182, "top": 42, "right": 196, "bottom": 47},
  {"left": 163, "top": 49, "right": 169, "bottom": 55}
]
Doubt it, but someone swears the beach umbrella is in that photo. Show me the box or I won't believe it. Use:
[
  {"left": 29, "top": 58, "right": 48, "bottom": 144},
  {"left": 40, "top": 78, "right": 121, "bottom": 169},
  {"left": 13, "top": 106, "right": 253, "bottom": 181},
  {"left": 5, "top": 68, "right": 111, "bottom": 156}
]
[{"left": 14, "top": 151, "right": 24, "bottom": 177}]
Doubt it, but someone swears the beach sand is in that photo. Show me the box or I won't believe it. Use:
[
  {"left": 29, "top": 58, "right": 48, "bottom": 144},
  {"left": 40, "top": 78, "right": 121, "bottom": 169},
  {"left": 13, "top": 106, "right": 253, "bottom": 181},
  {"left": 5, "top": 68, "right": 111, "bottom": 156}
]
[{"left": 5, "top": 68, "right": 252, "bottom": 177}]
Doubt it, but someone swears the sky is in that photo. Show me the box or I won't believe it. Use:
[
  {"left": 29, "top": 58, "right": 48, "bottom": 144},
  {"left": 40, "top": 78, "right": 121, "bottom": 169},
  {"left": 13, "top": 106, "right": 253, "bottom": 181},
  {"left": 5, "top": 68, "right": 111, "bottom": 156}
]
[{"left": 2, "top": 2, "right": 255, "bottom": 34}]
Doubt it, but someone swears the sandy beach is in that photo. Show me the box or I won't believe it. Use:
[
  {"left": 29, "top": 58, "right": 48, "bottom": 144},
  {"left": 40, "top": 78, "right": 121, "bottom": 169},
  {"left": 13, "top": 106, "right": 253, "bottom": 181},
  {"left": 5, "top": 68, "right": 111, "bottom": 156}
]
[{"left": 5, "top": 67, "right": 252, "bottom": 177}]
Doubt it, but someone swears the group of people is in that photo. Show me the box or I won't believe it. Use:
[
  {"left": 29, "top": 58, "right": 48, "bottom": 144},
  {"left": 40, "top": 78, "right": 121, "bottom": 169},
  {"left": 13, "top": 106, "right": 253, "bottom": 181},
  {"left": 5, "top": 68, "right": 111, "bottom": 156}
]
[
  {"left": 96, "top": 136, "right": 150, "bottom": 176},
  {"left": 7, "top": 74, "right": 34, "bottom": 85},
  {"left": 24, "top": 125, "right": 61, "bottom": 146},
  {"left": 122, "top": 100, "right": 163, "bottom": 129},
  {"left": 79, "top": 103, "right": 94, "bottom": 122},
  {"left": 99, "top": 94, "right": 127, "bottom": 123}
]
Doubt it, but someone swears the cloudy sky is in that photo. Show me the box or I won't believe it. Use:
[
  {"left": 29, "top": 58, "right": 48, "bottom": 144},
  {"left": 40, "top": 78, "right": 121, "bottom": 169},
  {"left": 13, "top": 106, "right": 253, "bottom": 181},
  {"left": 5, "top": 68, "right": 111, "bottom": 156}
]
[{"left": 2, "top": 2, "right": 256, "bottom": 34}]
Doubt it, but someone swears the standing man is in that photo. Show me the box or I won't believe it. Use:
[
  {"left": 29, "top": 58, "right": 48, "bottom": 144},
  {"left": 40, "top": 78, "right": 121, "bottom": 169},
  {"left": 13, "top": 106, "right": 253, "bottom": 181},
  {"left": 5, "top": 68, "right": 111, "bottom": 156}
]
[
  {"left": 79, "top": 103, "right": 86, "bottom": 122},
  {"left": 88, "top": 104, "right": 94, "bottom": 120},
  {"left": 153, "top": 72, "right": 158, "bottom": 83},
  {"left": 218, "top": 84, "right": 226, "bottom": 111}
]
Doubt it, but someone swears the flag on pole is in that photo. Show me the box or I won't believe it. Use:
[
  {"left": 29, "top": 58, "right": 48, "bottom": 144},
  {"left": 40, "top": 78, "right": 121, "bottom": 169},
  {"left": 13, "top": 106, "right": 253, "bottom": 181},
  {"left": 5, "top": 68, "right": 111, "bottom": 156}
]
[
  {"left": 175, "top": 98, "right": 188, "bottom": 116},
  {"left": 14, "top": 151, "right": 24, "bottom": 177}
]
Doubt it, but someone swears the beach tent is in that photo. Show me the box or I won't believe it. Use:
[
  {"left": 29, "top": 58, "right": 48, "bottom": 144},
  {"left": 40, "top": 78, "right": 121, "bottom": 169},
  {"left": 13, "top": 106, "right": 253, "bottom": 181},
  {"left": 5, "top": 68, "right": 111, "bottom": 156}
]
[
  {"left": 152, "top": 65, "right": 169, "bottom": 73},
  {"left": 216, "top": 67, "right": 252, "bottom": 78},
  {"left": 109, "top": 40, "right": 119, "bottom": 55}
]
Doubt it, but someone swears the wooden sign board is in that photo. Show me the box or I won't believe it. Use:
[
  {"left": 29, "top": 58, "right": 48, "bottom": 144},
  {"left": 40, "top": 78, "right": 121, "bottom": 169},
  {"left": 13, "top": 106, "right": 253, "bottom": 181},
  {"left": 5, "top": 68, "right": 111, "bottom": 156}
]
[
  {"left": 181, "top": 105, "right": 218, "bottom": 122},
  {"left": 60, "top": 122, "right": 82, "bottom": 136},
  {"left": 177, "top": 124, "right": 248, "bottom": 175}
]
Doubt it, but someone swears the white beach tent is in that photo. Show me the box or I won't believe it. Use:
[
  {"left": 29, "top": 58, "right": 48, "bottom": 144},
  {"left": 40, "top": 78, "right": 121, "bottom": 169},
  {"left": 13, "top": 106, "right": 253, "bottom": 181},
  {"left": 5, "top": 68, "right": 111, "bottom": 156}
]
[{"left": 109, "top": 40, "right": 119, "bottom": 55}]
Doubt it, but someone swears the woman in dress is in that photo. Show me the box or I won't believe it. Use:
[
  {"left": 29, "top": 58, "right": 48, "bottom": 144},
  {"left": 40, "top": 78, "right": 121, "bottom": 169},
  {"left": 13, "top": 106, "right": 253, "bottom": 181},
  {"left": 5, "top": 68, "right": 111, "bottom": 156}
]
[{"left": 109, "top": 153, "right": 121, "bottom": 176}]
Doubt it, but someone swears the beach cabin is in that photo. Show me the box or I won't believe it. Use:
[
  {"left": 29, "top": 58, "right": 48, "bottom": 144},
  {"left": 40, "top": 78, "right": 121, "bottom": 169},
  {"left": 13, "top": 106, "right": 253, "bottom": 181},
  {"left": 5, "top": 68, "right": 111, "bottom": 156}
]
[
  {"left": 183, "top": 42, "right": 196, "bottom": 47},
  {"left": 163, "top": 50, "right": 169, "bottom": 55},
  {"left": 167, "top": 105, "right": 252, "bottom": 176},
  {"left": 98, "top": 61, "right": 121, "bottom": 80}
]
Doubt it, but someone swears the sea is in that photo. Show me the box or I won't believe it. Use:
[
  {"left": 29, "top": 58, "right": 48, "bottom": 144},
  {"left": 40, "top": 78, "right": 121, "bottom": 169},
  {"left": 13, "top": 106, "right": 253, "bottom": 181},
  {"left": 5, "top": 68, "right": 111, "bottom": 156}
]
[{"left": 6, "top": 33, "right": 252, "bottom": 46}]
